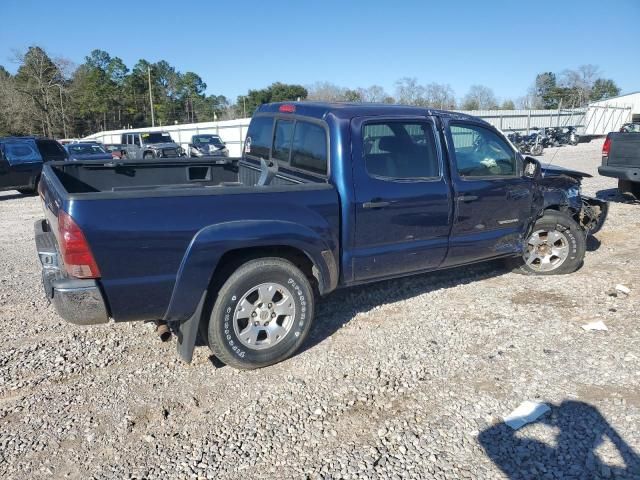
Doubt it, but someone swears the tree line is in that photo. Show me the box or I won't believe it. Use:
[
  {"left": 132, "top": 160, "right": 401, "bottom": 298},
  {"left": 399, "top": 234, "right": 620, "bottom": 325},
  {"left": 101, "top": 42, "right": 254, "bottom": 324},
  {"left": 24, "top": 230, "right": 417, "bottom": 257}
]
[{"left": 0, "top": 45, "right": 622, "bottom": 139}]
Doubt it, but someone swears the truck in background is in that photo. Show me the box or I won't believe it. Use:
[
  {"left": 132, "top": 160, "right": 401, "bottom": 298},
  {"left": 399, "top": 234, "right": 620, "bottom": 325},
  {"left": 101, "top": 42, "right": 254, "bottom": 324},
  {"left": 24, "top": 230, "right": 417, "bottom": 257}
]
[{"left": 599, "top": 131, "right": 640, "bottom": 198}]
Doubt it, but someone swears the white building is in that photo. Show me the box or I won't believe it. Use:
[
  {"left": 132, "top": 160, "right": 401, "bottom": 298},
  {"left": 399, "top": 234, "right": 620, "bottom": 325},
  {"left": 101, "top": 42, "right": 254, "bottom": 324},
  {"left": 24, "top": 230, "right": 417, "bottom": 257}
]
[{"left": 583, "top": 91, "right": 640, "bottom": 135}]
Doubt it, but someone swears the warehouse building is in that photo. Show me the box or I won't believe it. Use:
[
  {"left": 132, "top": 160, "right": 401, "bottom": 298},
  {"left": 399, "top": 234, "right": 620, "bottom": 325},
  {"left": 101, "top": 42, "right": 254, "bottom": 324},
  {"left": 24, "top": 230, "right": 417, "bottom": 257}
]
[{"left": 583, "top": 91, "right": 640, "bottom": 135}]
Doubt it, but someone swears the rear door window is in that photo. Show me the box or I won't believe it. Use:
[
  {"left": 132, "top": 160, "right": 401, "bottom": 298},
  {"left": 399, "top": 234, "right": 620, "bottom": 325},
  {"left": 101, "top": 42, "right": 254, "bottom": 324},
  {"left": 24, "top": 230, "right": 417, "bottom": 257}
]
[
  {"left": 290, "top": 121, "right": 327, "bottom": 175},
  {"left": 363, "top": 121, "right": 439, "bottom": 179},
  {"left": 244, "top": 116, "right": 274, "bottom": 160}
]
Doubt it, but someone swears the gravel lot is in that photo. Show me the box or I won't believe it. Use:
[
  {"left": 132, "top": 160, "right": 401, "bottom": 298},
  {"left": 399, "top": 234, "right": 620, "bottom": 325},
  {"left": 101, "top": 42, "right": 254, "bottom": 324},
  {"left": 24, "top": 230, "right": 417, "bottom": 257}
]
[{"left": 1, "top": 139, "right": 639, "bottom": 479}]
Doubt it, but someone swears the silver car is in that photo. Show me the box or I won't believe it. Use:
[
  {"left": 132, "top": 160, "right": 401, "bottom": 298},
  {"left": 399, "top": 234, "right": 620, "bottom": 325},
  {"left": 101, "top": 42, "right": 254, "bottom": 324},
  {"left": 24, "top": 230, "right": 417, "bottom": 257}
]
[{"left": 189, "top": 134, "right": 229, "bottom": 157}]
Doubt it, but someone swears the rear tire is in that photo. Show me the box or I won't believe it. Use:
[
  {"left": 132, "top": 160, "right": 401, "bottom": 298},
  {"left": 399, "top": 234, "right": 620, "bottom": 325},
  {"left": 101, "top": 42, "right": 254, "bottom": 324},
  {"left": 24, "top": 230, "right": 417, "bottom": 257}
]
[
  {"left": 207, "top": 258, "right": 314, "bottom": 370},
  {"left": 618, "top": 180, "right": 640, "bottom": 199},
  {"left": 143, "top": 152, "right": 154, "bottom": 160},
  {"left": 510, "top": 211, "right": 586, "bottom": 275}
]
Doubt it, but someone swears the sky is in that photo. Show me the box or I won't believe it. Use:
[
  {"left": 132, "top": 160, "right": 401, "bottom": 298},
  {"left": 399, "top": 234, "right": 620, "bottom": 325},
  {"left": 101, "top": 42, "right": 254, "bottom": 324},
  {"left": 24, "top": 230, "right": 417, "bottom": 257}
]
[{"left": 1, "top": 0, "right": 639, "bottom": 103}]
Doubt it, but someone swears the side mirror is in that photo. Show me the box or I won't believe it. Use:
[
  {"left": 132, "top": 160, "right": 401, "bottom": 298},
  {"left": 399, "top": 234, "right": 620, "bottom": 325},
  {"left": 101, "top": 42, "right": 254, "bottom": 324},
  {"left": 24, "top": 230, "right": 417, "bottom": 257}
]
[{"left": 523, "top": 156, "right": 541, "bottom": 178}]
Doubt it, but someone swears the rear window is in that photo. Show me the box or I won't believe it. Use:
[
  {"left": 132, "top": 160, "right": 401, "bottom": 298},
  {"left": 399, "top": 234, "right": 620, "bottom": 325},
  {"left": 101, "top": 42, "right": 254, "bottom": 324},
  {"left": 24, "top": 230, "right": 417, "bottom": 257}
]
[
  {"left": 1, "top": 140, "right": 42, "bottom": 165},
  {"left": 67, "top": 144, "right": 107, "bottom": 155},
  {"left": 272, "top": 120, "right": 294, "bottom": 162},
  {"left": 290, "top": 121, "right": 327, "bottom": 175},
  {"left": 244, "top": 116, "right": 274, "bottom": 160}
]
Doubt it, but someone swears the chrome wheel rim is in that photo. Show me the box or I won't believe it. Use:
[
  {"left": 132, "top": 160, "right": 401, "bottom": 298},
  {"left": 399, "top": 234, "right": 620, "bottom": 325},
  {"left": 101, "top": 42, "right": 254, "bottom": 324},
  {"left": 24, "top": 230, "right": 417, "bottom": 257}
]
[
  {"left": 233, "top": 282, "right": 295, "bottom": 350},
  {"left": 523, "top": 229, "right": 570, "bottom": 272}
]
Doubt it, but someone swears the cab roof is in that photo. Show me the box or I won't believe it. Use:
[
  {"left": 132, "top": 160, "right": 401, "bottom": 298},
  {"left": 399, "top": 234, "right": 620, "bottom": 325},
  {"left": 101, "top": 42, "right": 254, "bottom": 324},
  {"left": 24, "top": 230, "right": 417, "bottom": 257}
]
[{"left": 257, "top": 102, "right": 483, "bottom": 124}]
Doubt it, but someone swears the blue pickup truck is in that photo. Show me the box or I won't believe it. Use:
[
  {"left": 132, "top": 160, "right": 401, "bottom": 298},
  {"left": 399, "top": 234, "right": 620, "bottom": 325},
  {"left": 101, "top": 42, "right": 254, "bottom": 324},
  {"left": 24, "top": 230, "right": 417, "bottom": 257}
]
[{"left": 34, "top": 103, "right": 607, "bottom": 369}]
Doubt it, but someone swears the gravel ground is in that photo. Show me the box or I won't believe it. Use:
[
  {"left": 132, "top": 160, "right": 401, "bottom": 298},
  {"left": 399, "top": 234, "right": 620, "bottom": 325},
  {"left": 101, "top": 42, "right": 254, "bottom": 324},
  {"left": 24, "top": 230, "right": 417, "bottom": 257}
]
[{"left": 0, "top": 139, "right": 638, "bottom": 479}]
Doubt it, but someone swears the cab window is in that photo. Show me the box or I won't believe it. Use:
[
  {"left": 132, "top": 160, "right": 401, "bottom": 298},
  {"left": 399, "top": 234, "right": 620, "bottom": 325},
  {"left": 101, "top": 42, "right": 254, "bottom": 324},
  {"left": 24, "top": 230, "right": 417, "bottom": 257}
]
[
  {"left": 244, "top": 116, "right": 273, "bottom": 160},
  {"left": 272, "top": 120, "right": 294, "bottom": 162},
  {"left": 450, "top": 124, "right": 517, "bottom": 177},
  {"left": 363, "top": 121, "right": 439, "bottom": 179},
  {"left": 290, "top": 121, "right": 327, "bottom": 175}
]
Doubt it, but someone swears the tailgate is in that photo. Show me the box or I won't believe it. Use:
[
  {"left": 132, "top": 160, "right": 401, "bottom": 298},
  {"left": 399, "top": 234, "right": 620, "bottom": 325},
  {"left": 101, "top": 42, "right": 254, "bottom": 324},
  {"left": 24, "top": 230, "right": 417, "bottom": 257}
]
[
  {"left": 608, "top": 133, "right": 640, "bottom": 167},
  {"left": 38, "top": 164, "right": 66, "bottom": 240}
]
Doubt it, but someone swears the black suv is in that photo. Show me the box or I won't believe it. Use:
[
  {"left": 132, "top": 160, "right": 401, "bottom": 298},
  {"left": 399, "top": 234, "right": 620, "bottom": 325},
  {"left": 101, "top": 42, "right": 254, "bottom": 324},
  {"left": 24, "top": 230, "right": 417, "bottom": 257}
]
[{"left": 0, "top": 137, "right": 67, "bottom": 194}]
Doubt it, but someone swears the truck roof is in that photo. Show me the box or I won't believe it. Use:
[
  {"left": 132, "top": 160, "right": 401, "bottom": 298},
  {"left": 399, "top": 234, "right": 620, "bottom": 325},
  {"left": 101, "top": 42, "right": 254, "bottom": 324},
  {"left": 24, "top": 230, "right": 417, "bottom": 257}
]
[{"left": 257, "top": 102, "right": 484, "bottom": 124}]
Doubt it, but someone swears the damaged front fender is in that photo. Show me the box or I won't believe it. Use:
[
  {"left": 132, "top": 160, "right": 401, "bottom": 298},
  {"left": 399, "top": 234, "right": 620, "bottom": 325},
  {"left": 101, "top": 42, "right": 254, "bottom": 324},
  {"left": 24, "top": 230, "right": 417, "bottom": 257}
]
[
  {"left": 536, "top": 169, "right": 608, "bottom": 235},
  {"left": 580, "top": 196, "right": 608, "bottom": 235}
]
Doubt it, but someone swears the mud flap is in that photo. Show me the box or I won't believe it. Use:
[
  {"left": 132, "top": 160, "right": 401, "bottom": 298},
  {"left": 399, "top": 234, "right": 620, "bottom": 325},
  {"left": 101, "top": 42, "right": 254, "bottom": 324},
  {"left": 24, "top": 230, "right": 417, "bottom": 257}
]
[
  {"left": 580, "top": 196, "right": 609, "bottom": 235},
  {"left": 174, "top": 291, "right": 207, "bottom": 363}
]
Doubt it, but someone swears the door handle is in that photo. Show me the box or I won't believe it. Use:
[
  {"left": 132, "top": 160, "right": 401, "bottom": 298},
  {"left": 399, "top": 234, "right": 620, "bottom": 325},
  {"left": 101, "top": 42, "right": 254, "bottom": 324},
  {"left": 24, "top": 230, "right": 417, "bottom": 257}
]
[
  {"left": 363, "top": 200, "right": 391, "bottom": 209},
  {"left": 456, "top": 195, "right": 479, "bottom": 202}
]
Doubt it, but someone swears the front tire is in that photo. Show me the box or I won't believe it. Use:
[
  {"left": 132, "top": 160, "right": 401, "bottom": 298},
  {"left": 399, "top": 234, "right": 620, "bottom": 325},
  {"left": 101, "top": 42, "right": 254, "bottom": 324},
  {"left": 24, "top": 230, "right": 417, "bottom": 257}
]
[
  {"left": 511, "top": 211, "right": 586, "bottom": 275},
  {"left": 207, "top": 258, "right": 314, "bottom": 370},
  {"left": 530, "top": 144, "right": 544, "bottom": 156}
]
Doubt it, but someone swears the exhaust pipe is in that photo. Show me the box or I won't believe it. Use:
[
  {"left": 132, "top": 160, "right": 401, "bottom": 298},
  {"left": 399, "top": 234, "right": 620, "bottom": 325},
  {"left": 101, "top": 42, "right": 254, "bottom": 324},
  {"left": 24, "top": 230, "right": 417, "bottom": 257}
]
[{"left": 155, "top": 321, "right": 171, "bottom": 342}]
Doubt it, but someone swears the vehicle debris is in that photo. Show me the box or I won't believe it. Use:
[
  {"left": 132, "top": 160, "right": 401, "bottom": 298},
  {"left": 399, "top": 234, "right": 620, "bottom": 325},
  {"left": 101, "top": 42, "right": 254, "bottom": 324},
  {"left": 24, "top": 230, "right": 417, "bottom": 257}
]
[
  {"left": 504, "top": 401, "right": 551, "bottom": 430},
  {"left": 581, "top": 320, "right": 608, "bottom": 331},
  {"left": 615, "top": 284, "right": 631, "bottom": 295}
]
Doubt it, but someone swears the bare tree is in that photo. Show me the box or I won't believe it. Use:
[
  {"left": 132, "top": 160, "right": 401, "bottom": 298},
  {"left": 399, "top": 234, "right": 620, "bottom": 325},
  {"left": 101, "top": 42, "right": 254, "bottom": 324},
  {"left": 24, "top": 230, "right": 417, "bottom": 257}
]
[
  {"left": 423, "top": 83, "right": 456, "bottom": 109},
  {"left": 357, "top": 85, "right": 392, "bottom": 103},
  {"left": 11, "top": 46, "right": 71, "bottom": 137},
  {"left": 306, "top": 82, "right": 352, "bottom": 102},
  {"left": 394, "top": 77, "right": 427, "bottom": 106},
  {"left": 561, "top": 64, "right": 601, "bottom": 106},
  {"left": 461, "top": 85, "right": 498, "bottom": 110}
]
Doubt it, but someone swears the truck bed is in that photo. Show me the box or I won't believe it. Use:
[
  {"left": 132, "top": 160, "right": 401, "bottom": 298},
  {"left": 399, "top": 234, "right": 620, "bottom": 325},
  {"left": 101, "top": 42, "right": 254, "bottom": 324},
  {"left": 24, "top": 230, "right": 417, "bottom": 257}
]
[
  {"left": 49, "top": 157, "right": 308, "bottom": 195},
  {"left": 39, "top": 157, "right": 339, "bottom": 323},
  {"left": 607, "top": 132, "right": 640, "bottom": 168}
]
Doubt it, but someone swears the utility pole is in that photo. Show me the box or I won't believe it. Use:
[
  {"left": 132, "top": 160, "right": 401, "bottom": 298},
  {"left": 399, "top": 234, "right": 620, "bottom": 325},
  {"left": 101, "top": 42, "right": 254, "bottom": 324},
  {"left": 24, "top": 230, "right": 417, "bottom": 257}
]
[
  {"left": 148, "top": 66, "right": 155, "bottom": 127},
  {"left": 242, "top": 96, "right": 246, "bottom": 118}
]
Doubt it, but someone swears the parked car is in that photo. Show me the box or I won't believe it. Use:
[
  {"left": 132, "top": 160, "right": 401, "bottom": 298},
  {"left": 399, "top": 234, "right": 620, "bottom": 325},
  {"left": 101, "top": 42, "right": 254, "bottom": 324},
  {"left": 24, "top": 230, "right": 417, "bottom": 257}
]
[
  {"left": 120, "top": 131, "right": 184, "bottom": 159},
  {"left": 34, "top": 102, "right": 607, "bottom": 370},
  {"left": 0, "top": 136, "right": 67, "bottom": 194},
  {"left": 599, "top": 131, "right": 640, "bottom": 198},
  {"left": 64, "top": 143, "right": 113, "bottom": 161},
  {"left": 620, "top": 123, "right": 640, "bottom": 133},
  {"left": 103, "top": 144, "right": 125, "bottom": 159},
  {"left": 189, "top": 134, "right": 229, "bottom": 157}
]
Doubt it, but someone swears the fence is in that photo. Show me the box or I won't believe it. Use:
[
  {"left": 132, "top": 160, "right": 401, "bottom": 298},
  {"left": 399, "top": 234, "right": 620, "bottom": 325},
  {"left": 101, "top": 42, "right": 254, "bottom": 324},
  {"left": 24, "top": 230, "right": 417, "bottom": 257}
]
[
  {"left": 456, "top": 108, "right": 589, "bottom": 135},
  {"left": 83, "top": 105, "right": 632, "bottom": 156},
  {"left": 83, "top": 119, "right": 251, "bottom": 157}
]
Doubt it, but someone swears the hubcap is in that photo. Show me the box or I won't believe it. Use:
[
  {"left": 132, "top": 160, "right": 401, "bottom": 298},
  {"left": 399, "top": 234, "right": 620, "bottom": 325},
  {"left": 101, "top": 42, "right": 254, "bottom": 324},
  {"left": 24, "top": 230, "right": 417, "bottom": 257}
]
[
  {"left": 233, "top": 282, "right": 295, "bottom": 350},
  {"left": 523, "top": 228, "right": 570, "bottom": 272}
]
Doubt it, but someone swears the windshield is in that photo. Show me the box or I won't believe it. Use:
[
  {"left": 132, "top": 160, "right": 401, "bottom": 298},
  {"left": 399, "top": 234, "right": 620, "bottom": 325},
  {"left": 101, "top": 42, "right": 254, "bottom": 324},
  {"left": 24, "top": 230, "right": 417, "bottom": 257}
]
[
  {"left": 142, "top": 132, "right": 173, "bottom": 144},
  {"left": 193, "top": 135, "right": 224, "bottom": 146},
  {"left": 68, "top": 144, "right": 107, "bottom": 155},
  {"left": 622, "top": 123, "right": 640, "bottom": 133}
]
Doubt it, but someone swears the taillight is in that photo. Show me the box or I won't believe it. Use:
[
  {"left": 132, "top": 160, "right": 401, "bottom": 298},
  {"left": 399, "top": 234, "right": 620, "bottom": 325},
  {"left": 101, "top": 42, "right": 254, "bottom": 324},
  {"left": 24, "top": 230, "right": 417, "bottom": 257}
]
[
  {"left": 602, "top": 136, "right": 611, "bottom": 157},
  {"left": 58, "top": 211, "right": 101, "bottom": 279}
]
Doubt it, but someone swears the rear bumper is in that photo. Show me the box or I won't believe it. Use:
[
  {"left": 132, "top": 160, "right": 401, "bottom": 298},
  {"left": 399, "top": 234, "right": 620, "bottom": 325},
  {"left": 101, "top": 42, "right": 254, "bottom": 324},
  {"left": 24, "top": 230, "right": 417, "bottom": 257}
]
[
  {"left": 598, "top": 165, "right": 640, "bottom": 182},
  {"left": 35, "top": 219, "right": 109, "bottom": 325}
]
